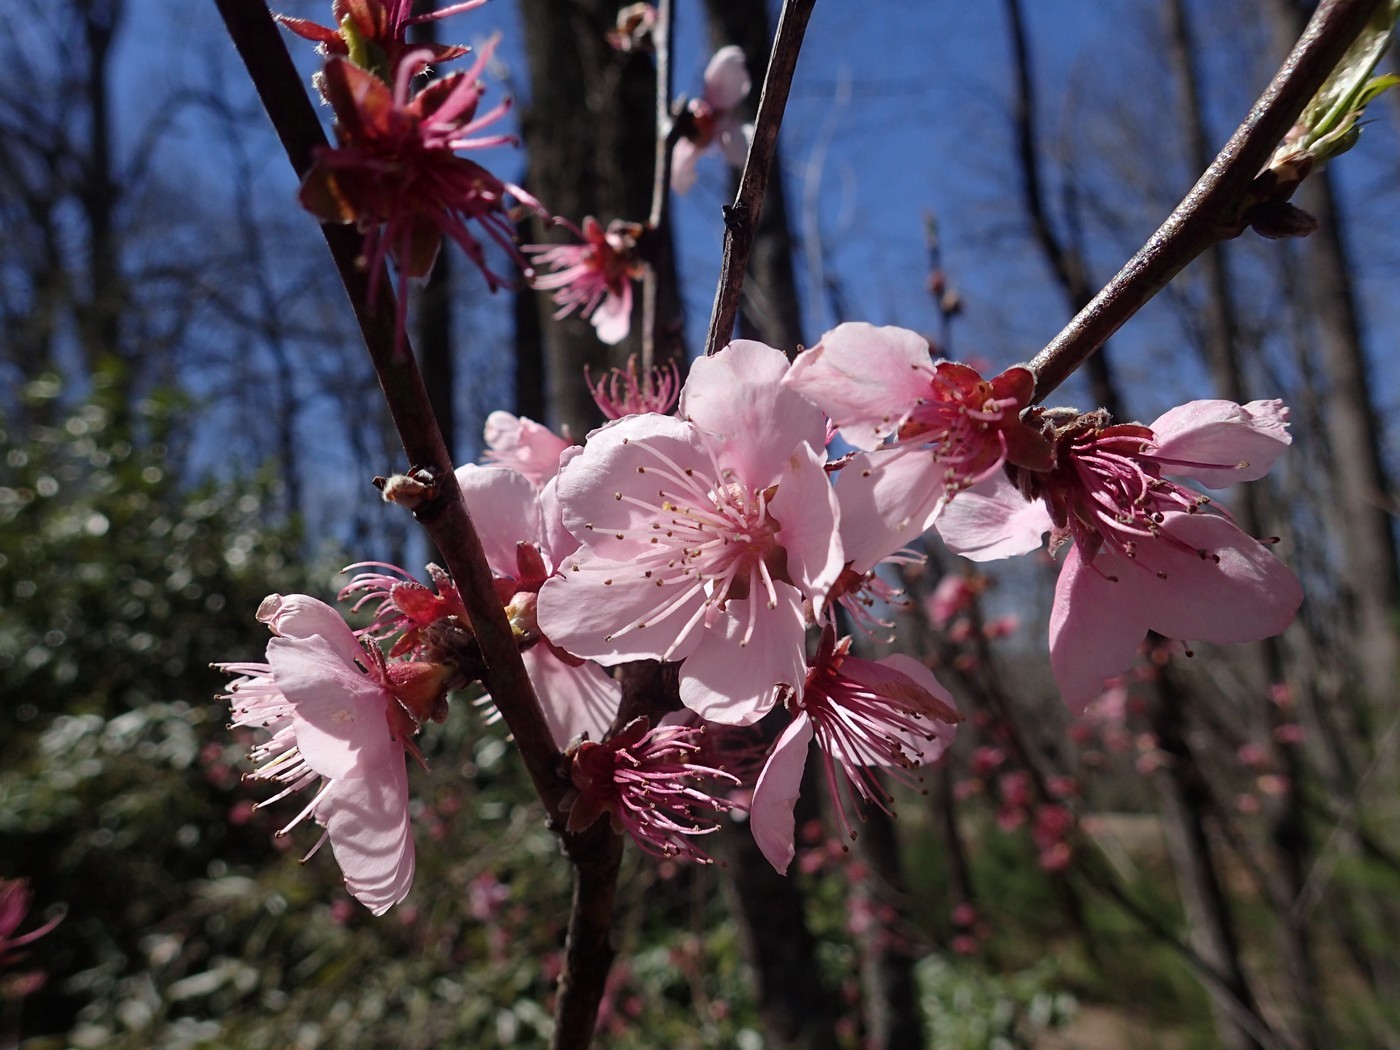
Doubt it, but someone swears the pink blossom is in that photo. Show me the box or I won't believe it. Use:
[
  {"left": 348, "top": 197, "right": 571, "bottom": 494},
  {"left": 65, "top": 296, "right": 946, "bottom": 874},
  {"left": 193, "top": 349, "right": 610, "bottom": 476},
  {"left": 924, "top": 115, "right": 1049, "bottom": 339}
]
[
  {"left": 606, "top": 3, "right": 657, "bottom": 52},
  {"left": 750, "top": 629, "right": 960, "bottom": 873},
  {"left": 925, "top": 573, "right": 978, "bottom": 628},
  {"left": 564, "top": 718, "right": 738, "bottom": 862},
  {"left": 672, "top": 46, "right": 754, "bottom": 194},
  {"left": 217, "top": 594, "right": 447, "bottom": 914},
  {"left": 0, "top": 879, "right": 63, "bottom": 988},
  {"left": 481, "top": 411, "right": 573, "bottom": 486},
  {"left": 526, "top": 218, "right": 645, "bottom": 345},
  {"left": 788, "top": 324, "right": 1051, "bottom": 549},
  {"left": 537, "top": 340, "right": 844, "bottom": 725},
  {"left": 935, "top": 402, "right": 1302, "bottom": 713},
  {"left": 587, "top": 354, "right": 682, "bottom": 420}
]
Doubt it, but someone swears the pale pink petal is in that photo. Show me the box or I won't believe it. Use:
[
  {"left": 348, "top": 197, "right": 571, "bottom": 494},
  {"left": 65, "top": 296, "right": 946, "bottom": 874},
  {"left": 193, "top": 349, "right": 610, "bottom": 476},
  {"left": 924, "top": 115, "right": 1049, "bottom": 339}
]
[
  {"left": 718, "top": 119, "right": 752, "bottom": 167},
  {"left": 1048, "top": 545, "right": 1153, "bottom": 715},
  {"left": 934, "top": 473, "right": 1052, "bottom": 562},
  {"left": 538, "top": 473, "right": 580, "bottom": 568},
  {"left": 671, "top": 138, "right": 700, "bottom": 194},
  {"left": 680, "top": 340, "right": 827, "bottom": 488},
  {"left": 769, "top": 441, "right": 845, "bottom": 603},
  {"left": 703, "top": 45, "right": 751, "bottom": 111},
  {"left": 482, "top": 411, "right": 572, "bottom": 486},
  {"left": 520, "top": 646, "right": 619, "bottom": 748},
  {"left": 782, "top": 323, "right": 935, "bottom": 450},
  {"left": 555, "top": 413, "right": 706, "bottom": 560},
  {"left": 267, "top": 635, "right": 397, "bottom": 780},
  {"left": 454, "top": 464, "right": 544, "bottom": 575},
  {"left": 537, "top": 550, "right": 708, "bottom": 665},
  {"left": 1132, "top": 514, "right": 1303, "bottom": 643},
  {"left": 258, "top": 594, "right": 367, "bottom": 668},
  {"left": 750, "top": 715, "right": 814, "bottom": 875},
  {"left": 318, "top": 768, "right": 414, "bottom": 916},
  {"left": 836, "top": 449, "right": 948, "bottom": 572},
  {"left": 678, "top": 582, "right": 807, "bottom": 725},
  {"left": 1149, "top": 399, "right": 1291, "bottom": 488},
  {"left": 590, "top": 283, "right": 631, "bottom": 345}
]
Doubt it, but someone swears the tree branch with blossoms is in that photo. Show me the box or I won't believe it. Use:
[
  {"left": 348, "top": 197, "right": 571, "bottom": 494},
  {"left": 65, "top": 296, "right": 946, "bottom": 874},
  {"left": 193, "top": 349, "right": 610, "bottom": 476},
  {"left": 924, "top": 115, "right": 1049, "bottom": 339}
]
[
  {"left": 1027, "top": 0, "right": 1391, "bottom": 402},
  {"left": 703, "top": 0, "right": 816, "bottom": 357},
  {"left": 213, "top": 0, "right": 568, "bottom": 816}
]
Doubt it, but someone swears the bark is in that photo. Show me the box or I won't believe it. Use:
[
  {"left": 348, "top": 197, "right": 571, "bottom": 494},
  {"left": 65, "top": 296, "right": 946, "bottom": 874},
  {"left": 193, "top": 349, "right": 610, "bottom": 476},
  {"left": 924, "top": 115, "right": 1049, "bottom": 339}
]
[
  {"left": 517, "top": 1, "right": 684, "bottom": 439},
  {"left": 1161, "top": 3, "right": 1323, "bottom": 1042},
  {"left": 852, "top": 807, "right": 926, "bottom": 1050},
  {"left": 1151, "top": 672, "right": 1271, "bottom": 1050}
]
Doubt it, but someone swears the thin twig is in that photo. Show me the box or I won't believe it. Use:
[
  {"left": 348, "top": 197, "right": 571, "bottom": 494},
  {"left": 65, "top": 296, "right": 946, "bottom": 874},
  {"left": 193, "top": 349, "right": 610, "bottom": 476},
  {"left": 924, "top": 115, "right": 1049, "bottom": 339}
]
[
  {"left": 641, "top": 0, "right": 676, "bottom": 374},
  {"left": 702, "top": 0, "right": 816, "bottom": 357},
  {"left": 1028, "top": 0, "right": 1387, "bottom": 403},
  {"left": 213, "top": 0, "right": 567, "bottom": 817}
]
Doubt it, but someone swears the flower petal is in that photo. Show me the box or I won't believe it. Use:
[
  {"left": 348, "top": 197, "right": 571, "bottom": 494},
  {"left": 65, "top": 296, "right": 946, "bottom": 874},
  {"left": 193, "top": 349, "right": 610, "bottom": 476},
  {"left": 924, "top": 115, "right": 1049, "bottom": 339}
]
[
  {"left": 769, "top": 441, "right": 845, "bottom": 603},
  {"left": 934, "top": 473, "right": 1051, "bottom": 562},
  {"left": 836, "top": 449, "right": 947, "bottom": 572},
  {"left": 1048, "top": 545, "right": 1152, "bottom": 715},
  {"left": 703, "top": 45, "right": 751, "bottom": 111},
  {"left": 454, "top": 464, "right": 544, "bottom": 575},
  {"left": 750, "top": 715, "right": 814, "bottom": 875},
  {"left": 520, "top": 646, "right": 620, "bottom": 748},
  {"left": 1149, "top": 399, "right": 1291, "bottom": 488},
  {"left": 318, "top": 769, "right": 415, "bottom": 915},
  {"left": 678, "top": 583, "right": 807, "bottom": 725}
]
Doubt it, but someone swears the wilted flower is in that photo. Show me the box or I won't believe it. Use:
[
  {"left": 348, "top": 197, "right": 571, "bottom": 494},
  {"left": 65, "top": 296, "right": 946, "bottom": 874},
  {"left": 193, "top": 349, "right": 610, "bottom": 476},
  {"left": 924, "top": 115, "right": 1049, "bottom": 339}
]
[
  {"left": 277, "top": 0, "right": 483, "bottom": 78},
  {"left": 606, "top": 3, "right": 657, "bottom": 52},
  {"left": 565, "top": 717, "right": 738, "bottom": 862},
  {"left": 526, "top": 217, "right": 646, "bottom": 345},
  {"left": 587, "top": 354, "right": 682, "bottom": 420},
  {"left": 750, "top": 628, "right": 961, "bottom": 873}
]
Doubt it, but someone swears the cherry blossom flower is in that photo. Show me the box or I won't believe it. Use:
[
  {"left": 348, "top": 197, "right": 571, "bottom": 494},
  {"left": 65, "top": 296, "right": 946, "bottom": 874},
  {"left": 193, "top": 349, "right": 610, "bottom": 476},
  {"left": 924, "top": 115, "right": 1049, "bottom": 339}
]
[
  {"left": 0, "top": 878, "right": 63, "bottom": 999},
  {"left": 587, "top": 354, "right": 682, "bottom": 420},
  {"left": 785, "top": 323, "right": 1051, "bottom": 551},
  {"left": 537, "top": 340, "right": 844, "bottom": 725},
  {"left": 298, "top": 42, "right": 544, "bottom": 334},
  {"left": 672, "top": 46, "right": 754, "bottom": 194},
  {"left": 564, "top": 717, "right": 738, "bottom": 862},
  {"left": 217, "top": 594, "right": 451, "bottom": 914},
  {"left": 277, "top": 0, "right": 483, "bottom": 78},
  {"left": 481, "top": 410, "right": 573, "bottom": 487},
  {"left": 750, "top": 628, "right": 961, "bottom": 873},
  {"left": 936, "top": 399, "right": 1302, "bottom": 713},
  {"left": 526, "top": 217, "right": 645, "bottom": 345}
]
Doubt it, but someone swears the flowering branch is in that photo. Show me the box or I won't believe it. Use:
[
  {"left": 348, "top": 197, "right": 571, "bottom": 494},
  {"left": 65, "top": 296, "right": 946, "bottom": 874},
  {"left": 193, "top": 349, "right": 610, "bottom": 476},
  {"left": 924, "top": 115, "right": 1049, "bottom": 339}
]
[
  {"left": 1027, "top": 0, "right": 1389, "bottom": 403},
  {"left": 702, "top": 0, "right": 816, "bottom": 357},
  {"left": 214, "top": 0, "right": 568, "bottom": 816}
]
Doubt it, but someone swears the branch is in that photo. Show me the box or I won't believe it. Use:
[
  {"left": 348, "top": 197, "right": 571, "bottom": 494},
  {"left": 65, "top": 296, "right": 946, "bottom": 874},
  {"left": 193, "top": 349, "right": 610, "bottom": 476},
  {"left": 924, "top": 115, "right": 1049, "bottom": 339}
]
[
  {"left": 1028, "top": 0, "right": 1389, "bottom": 403},
  {"left": 213, "top": 0, "right": 568, "bottom": 817},
  {"left": 641, "top": 0, "right": 676, "bottom": 374},
  {"left": 702, "top": 0, "right": 816, "bottom": 357}
]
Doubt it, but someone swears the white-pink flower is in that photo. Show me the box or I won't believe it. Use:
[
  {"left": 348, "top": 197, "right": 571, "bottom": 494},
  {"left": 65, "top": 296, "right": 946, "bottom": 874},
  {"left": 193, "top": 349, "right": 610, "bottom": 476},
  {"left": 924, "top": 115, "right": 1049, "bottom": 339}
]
[
  {"left": 217, "top": 595, "right": 437, "bottom": 914},
  {"left": 672, "top": 46, "right": 753, "bottom": 194},
  {"left": 537, "top": 340, "right": 844, "bottom": 725},
  {"left": 750, "top": 629, "right": 961, "bottom": 874},
  {"left": 482, "top": 410, "right": 572, "bottom": 487},
  {"left": 935, "top": 400, "right": 1302, "bottom": 714}
]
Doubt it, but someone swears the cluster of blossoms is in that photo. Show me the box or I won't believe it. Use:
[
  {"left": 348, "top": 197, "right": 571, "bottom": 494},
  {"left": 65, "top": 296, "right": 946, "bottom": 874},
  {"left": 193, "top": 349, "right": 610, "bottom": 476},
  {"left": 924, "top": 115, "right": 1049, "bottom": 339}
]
[{"left": 220, "top": 319, "right": 1301, "bottom": 912}]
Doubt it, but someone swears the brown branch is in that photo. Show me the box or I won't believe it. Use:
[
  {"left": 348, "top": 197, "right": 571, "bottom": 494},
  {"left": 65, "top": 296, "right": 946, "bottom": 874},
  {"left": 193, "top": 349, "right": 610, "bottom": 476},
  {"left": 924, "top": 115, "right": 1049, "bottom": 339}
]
[
  {"left": 701, "top": 0, "right": 816, "bottom": 357},
  {"left": 1028, "top": 0, "right": 1388, "bottom": 403},
  {"left": 641, "top": 0, "right": 676, "bottom": 374},
  {"left": 213, "top": 0, "right": 567, "bottom": 817}
]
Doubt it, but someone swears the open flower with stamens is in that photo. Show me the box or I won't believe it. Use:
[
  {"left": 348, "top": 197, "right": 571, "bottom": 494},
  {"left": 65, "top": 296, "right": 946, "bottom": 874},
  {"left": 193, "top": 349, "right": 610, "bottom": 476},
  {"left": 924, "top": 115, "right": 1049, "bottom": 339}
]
[
  {"left": 277, "top": 0, "right": 483, "bottom": 79},
  {"left": 298, "top": 41, "right": 544, "bottom": 341},
  {"left": 750, "top": 627, "right": 961, "bottom": 874},
  {"left": 526, "top": 217, "right": 646, "bottom": 345},
  {"left": 587, "top": 354, "right": 682, "bottom": 420},
  {"left": 217, "top": 594, "right": 450, "bottom": 914},
  {"left": 537, "top": 340, "right": 844, "bottom": 725},
  {"left": 564, "top": 717, "right": 738, "bottom": 862},
  {"left": 785, "top": 323, "right": 1051, "bottom": 546},
  {"left": 936, "top": 399, "right": 1302, "bottom": 713}
]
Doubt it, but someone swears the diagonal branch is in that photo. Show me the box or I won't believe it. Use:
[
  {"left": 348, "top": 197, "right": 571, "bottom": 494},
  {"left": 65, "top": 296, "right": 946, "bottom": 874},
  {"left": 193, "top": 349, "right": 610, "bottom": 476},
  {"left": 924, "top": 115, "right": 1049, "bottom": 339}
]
[
  {"left": 1028, "top": 0, "right": 1389, "bottom": 403},
  {"left": 702, "top": 0, "right": 816, "bottom": 357}
]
